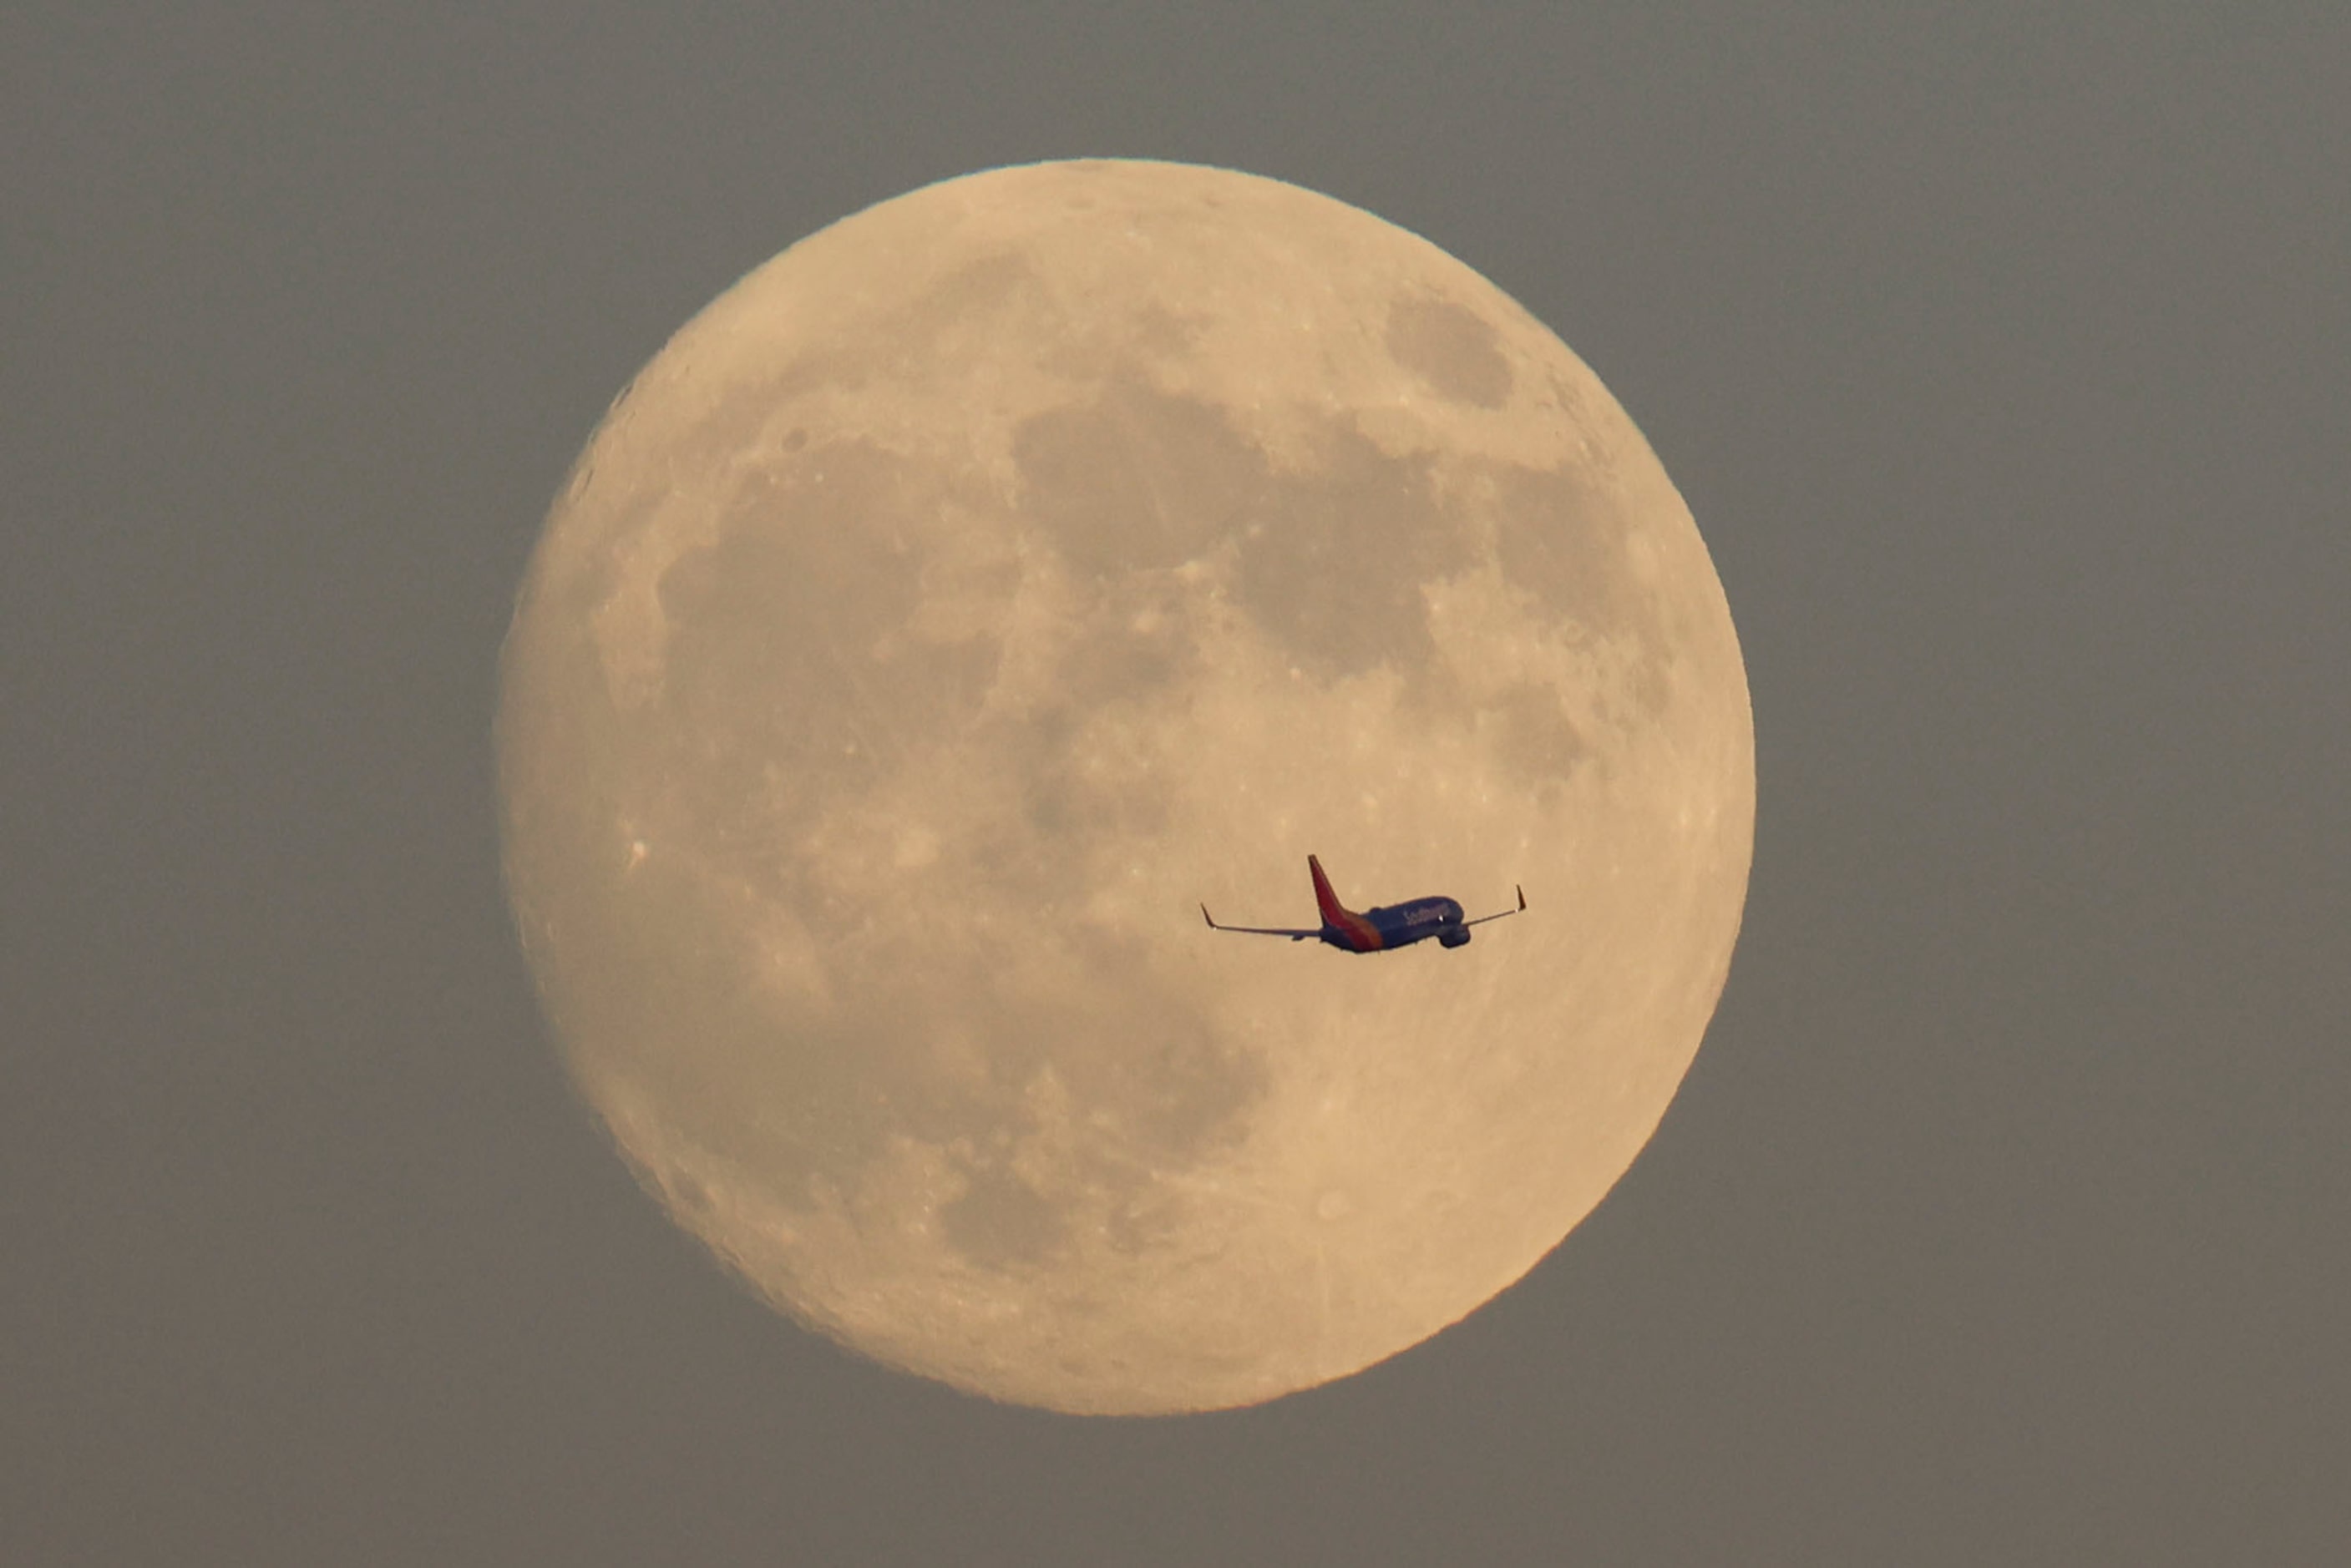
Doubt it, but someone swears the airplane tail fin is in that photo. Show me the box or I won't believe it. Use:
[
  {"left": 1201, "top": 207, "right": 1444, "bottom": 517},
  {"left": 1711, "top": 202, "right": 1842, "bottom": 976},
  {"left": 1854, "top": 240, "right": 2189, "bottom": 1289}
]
[{"left": 1307, "top": 854, "right": 1350, "bottom": 926}]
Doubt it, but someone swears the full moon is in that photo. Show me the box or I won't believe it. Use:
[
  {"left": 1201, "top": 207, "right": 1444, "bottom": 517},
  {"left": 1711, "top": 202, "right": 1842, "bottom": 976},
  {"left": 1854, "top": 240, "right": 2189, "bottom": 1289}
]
[{"left": 498, "top": 160, "right": 1752, "bottom": 1414}]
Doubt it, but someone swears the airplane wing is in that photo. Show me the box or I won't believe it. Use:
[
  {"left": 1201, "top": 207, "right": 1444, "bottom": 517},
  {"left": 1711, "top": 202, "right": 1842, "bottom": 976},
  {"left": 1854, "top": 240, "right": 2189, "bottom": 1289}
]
[
  {"left": 1201, "top": 905, "right": 1322, "bottom": 941},
  {"left": 1463, "top": 885, "right": 1527, "bottom": 928}
]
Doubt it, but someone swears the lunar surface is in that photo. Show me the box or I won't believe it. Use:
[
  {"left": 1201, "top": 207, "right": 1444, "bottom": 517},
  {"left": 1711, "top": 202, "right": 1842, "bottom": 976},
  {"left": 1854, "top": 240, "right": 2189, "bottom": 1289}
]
[{"left": 498, "top": 159, "right": 1752, "bottom": 1414}]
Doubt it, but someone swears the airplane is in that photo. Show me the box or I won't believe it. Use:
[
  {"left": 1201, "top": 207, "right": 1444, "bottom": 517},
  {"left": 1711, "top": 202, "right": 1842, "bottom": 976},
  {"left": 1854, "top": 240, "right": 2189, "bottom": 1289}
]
[{"left": 1201, "top": 854, "right": 1525, "bottom": 953}]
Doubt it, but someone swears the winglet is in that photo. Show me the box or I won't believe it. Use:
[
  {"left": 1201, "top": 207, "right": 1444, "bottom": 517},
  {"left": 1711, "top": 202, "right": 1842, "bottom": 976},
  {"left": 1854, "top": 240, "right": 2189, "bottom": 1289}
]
[
  {"left": 1462, "top": 881, "right": 1528, "bottom": 929},
  {"left": 1201, "top": 903, "right": 1216, "bottom": 929},
  {"left": 1518, "top": 884, "right": 1527, "bottom": 911}
]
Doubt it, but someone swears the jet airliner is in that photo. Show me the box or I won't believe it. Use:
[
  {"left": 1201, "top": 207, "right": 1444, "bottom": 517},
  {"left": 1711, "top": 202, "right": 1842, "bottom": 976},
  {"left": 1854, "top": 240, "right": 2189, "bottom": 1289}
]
[{"left": 1201, "top": 855, "right": 1525, "bottom": 953}]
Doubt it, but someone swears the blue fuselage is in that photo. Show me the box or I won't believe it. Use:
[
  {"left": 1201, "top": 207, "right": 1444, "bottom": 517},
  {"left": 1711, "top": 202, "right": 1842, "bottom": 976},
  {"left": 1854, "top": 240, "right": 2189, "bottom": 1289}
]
[{"left": 1321, "top": 895, "right": 1469, "bottom": 952}]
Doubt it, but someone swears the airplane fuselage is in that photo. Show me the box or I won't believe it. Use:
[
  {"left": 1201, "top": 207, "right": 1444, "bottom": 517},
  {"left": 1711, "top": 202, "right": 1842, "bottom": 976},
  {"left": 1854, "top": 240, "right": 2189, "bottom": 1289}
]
[{"left": 1319, "top": 894, "right": 1470, "bottom": 953}]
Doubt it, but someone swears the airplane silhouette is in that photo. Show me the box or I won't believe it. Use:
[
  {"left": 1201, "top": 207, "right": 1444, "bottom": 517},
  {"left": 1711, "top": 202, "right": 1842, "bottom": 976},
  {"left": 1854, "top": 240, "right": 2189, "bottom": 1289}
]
[{"left": 1202, "top": 854, "right": 1525, "bottom": 953}]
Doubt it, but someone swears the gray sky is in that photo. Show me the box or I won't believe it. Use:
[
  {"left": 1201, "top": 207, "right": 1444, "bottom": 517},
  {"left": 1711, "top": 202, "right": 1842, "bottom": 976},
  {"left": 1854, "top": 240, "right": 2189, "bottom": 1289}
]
[{"left": 8, "top": 6, "right": 2345, "bottom": 1564}]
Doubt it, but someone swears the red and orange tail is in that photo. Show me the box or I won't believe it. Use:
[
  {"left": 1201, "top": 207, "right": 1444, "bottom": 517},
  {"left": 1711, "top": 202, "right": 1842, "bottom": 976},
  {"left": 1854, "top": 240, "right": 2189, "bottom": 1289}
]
[{"left": 1307, "top": 854, "right": 1350, "bottom": 925}]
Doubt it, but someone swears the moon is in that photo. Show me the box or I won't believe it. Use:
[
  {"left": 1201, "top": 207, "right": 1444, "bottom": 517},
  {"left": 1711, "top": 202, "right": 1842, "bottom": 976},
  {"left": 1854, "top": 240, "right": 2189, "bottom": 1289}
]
[{"left": 498, "top": 159, "right": 1752, "bottom": 1414}]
